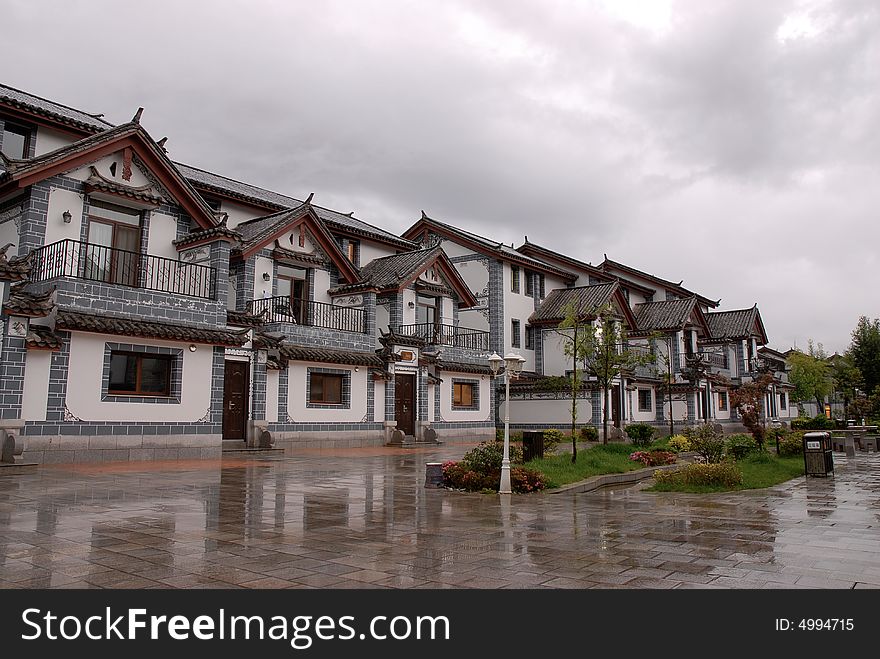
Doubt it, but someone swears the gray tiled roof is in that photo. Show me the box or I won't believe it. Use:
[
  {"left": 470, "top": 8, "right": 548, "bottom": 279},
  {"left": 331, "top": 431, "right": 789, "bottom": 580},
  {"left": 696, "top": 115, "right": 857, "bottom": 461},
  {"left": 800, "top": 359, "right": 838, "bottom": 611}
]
[
  {"left": 235, "top": 207, "right": 299, "bottom": 247},
  {"left": 176, "top": 163, "right": 415, "bottom": 249},
  {"left": 346, "top": 246, "right": 440, "bottom": 291},
  {"left": 529, "top": 282, "right": 618, "bottom": 324},
  {"left": 280, "top": 344, "right": 383, "bottom": 367},
  {"left": 706, "top": 307, "right": 759, "bottom": 340},
  {"left": 55, "top": 310, "right": 250, "bottom": 346},
  {"left": 0, "top": 83, "right": 113, "bottom": 132},
  {"left": 601, "top": 256, "right": 719, "bottom": 308},
  {"left": 634, "top": 298, "right": 696, "bottom": 332},
  {"left": 414, "top": 214, "right": 577, "bottom": 280}
]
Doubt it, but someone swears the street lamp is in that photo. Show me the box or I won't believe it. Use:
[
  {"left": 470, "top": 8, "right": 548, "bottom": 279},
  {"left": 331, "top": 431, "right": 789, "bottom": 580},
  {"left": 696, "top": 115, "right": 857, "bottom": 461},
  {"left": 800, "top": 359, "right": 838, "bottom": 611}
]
[{"left": 489, "top": 351, "right": 526, "bottom": 494}]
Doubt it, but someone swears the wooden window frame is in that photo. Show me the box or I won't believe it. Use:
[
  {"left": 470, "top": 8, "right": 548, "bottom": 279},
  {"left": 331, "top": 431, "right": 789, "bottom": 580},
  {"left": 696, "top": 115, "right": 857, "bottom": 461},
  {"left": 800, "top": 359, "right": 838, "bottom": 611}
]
[
  {"left": 309, "top": 372, "right": 344, "bottom": 405},
  {"left": 779, "top": 392, "right": 786, "bottom": 410},
  {"left": 638, "top": 388, "right": 652, "bottom": 412},
  {"left": 511, "top": 319, "right": 521, "bottom": 349},
  {"left": 108, "top": 351, "right": 173, "bottom": 397},
  {"left": 1, "top": 121, "right": 32, "bottom": 159},
  {"left": 452, "top": 382, "right": 477, "bottom": 408},
  {"left": 718, "top": 391, "right": 728, "bottom": 411},
  {"left": 511, "top": 265, "right": 520, "bottom": 293},
  {"left": 525, "top": 325, "right": 534, "bottom": 350},
  {"left": 525, "top": 270, "right": 534, "bottom": 296}
]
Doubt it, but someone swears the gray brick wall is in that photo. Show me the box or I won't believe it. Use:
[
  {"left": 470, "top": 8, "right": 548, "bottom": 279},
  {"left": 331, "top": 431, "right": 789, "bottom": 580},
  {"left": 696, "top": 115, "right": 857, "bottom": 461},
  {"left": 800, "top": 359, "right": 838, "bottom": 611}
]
[
  {"left": 252, "top": 359, "right": 267, "bottom": 420},
  {"left": 263, "top": 321, "right": 373, "bottom": 352},
  {"left": 0, "top": 334, "right": 27, "bottom": 419},
  {"left": 278, "top": 367, "right": 289, "bottom": 423},
  {"left": 389, "top": 293, "right": 403, "bottom": 330},
  {"left": 46, "top": 332, "right": 71, "bottom": 422},
  {"left": 210, "top": 347, "right": 225, "bottom": 424}
]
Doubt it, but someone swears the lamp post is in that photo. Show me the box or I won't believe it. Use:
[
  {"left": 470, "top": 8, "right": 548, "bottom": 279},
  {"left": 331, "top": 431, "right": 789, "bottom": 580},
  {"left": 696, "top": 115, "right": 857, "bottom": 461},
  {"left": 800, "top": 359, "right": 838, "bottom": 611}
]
[{"left": 489, "top": 351, "right": 525, "bottom": 494}]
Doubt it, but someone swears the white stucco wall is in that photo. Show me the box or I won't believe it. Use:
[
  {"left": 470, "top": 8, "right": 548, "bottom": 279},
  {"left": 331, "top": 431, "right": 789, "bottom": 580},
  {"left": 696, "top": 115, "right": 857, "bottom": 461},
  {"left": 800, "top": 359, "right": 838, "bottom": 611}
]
[
  {"left": 501, "top": 397, "right": 593, "bottom": 425},
  {"left": 0, "top": 215, "right": 20, "bottom": 251},
  {"left": 630, "top": 386, "right": 656, "bottom": 422},
  {"left": 148, "top": 212, "right": 178, "bottom": 259},
  {"left": 360, "top": 240, "right": 397, "bottom": 265},
  {"left": 374, "top": 380, "right": 385, "bottom": 422},
  {"left": 287, "top": 363, "right": 367, "bottom": 422},
  {"left": 44, "top": 188, "right": 84, "bottom": 245},
  {"left": 253, "top": 256, "right": 274, "bottom": 299},
  {"left": 220, "top": 200, "right": 265, "bottom": 230},
  {"left": 65, "top": 332, "right": 213, "bottom": 422},
  {"left": 401, "top": 288, "right": 417, "bottom": 325},
  {"left": 376, "top": 303, "right": 390, "bottom": 339},
  {"left": 67, "top": 154, "right": 151, "bottom": 187},
  {"left": 453, "top": 258, "right": 488, "bottom": 298},
  {"left": 440, "top": 373, "right": 492, "bottom": 422},
  {"left": 541, "top": 328, "right": 574, "bottom": 376},
  {"left": 34, "top": 126, "right": 76, "bottom": 156},
  {"left": 313, "top": 269, "right": 332, "bottom": 303},
  {"left": 21, "top": 349, "right": 52, "bottom": 421},
  {"left": 266, "top": 370, "right": 279, "bottom": 423}
]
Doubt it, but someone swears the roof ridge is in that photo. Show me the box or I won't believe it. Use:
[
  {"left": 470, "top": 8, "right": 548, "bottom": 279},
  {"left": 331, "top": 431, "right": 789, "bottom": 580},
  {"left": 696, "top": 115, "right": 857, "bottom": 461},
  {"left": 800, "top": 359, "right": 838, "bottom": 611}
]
[{"left": 0, "top": 82, "right": 116, "bottom": 128}]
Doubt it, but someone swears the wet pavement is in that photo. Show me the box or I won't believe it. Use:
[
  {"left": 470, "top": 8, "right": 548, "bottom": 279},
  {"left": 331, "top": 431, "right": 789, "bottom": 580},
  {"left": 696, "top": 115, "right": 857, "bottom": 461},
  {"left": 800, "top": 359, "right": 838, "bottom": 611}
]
[{"left": 2, "top": 443, "right": 880, "bottom": 589}]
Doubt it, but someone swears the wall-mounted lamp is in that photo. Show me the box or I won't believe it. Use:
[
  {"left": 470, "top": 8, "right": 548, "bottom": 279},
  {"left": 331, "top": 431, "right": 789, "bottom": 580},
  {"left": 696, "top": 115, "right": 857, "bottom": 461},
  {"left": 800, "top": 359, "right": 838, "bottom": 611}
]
[
  {"left": 262, "top": 272, "right": 271, "bottom": 281},
  {"left": 62, "top": 210, "right": 72, "bottom": 223},
  {"left": 354, "top": 366, "right": 359, "bottom": 372},
  {"left": 188, "top": 344, "right": 197, "bottom": 352},
  {"left": 407, "top": 301, "right": 415, "bottom": 308}
]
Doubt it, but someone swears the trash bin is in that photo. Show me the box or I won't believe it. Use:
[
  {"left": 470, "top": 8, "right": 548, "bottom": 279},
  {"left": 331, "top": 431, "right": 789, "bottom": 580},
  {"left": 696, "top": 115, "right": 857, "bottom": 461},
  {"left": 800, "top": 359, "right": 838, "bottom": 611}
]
[
  {"left": 425, "top": 462, "right": 444, "bottom": 488},
  {"left": 521, "top": 431, "right": 544, "bottom": 462},
  {"left": 803, "top": 431, "right": 833, "bottom": 477}
]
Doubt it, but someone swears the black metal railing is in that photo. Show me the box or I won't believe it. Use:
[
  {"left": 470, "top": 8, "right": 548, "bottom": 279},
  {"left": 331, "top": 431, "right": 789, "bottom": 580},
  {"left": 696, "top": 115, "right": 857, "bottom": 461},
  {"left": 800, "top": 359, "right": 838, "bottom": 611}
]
[
  {"left": 249, "top": 295, "right": 365, "bottom": 333},
  {"left": 30, "top": 239, "right": 216, "bottom": 299},
  {"left": 681, "top": 350, "right": 729, "bottom": 370},
  {"left": 397, "top": 322, "right": 490, "bottom": 351}
]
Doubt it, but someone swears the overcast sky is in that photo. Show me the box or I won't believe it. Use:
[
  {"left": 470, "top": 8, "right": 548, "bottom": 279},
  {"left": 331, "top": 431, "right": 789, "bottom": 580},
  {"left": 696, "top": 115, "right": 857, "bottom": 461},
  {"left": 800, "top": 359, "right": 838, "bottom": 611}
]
[{"left": 5, "top": 0, "right": 878, "bottom": 352}]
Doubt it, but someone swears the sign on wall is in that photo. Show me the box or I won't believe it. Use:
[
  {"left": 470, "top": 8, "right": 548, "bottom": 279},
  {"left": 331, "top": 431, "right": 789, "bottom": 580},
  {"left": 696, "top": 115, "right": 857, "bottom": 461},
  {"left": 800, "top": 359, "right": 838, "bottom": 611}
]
[
  {"left": 332, "top": 295, "right": 363, "bottom": 307},
  {"left": 180, "top": 245, "right": 211, "bottom": 265}
]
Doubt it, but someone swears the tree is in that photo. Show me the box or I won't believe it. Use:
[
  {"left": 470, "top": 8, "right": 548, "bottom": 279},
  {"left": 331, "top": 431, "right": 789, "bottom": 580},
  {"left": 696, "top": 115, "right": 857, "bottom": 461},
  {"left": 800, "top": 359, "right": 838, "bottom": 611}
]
[
  {"left": 830, "top": 355, "right": 862, "bottom": 420},
  {"left": 849, "top": 316, "right": 880, "bottom": 396},
  {"left": 730, "top": 373, "right": 774, "bottom": 449},
  {"left": 788, "top": 341, "right": 831, "bottom": 413},
  {"left": 550, "top": 300, "right": 595, "bottom": 462},
  {"left": 579, "top": 303, "right": 653, "bottom": 445}
]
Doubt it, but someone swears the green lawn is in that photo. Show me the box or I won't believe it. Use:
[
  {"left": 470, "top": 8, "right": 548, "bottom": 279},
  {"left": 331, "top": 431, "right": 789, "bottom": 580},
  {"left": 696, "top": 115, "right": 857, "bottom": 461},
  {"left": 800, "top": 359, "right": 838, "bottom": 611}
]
[
  {"left": 527, "top": 443, "right": 646, "bottom": 488},
  {"left": 647, "top": 453, "right": 805, "bottom": 493}
]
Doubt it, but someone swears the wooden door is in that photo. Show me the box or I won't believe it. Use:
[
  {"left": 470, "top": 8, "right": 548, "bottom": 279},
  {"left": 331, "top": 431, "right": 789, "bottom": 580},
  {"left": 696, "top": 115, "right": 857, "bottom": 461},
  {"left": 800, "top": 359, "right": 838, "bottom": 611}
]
[
  {"left": 223, "top": 361, "right": 249, "bottom": 440},
  {"left": 395, "top": 374, "right": 415, "bottom": 436},
  {"left": 611, "top": 385, "right": 621, "bottom": 428}
]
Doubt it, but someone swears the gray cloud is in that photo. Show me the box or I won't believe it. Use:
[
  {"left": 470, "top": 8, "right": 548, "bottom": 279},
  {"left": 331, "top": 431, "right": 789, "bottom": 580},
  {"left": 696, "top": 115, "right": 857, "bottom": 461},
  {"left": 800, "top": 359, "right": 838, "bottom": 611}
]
[{"left": 5, "top": 0, "right": 878, "bottom": 352}]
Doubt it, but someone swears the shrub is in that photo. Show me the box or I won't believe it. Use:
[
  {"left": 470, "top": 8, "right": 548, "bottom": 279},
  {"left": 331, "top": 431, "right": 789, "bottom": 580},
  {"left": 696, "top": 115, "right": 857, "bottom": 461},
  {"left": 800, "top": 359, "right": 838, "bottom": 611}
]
[
  {"left": 625, "top": 423, "right": 655, "bottom": 446},
  {"left": 509, "top": 466, "right": 548, "bottom": 493},
  {"left": 578, "top": 426, "right": 599, "bottom": 442},
  {"left": 629, "top": 450, "right": 677, "bottom": 467},
  {"left": 682, "top": 424, "right": 725, "bottom": 464},
  {"left": 792, "top": 415, "right": 835, "bottom": 431},
  {"left": 667, "top": 435, "right": 691, "bottom": 453},
  {"left": 461, "top": 441, "right": 523, "bottom": 474},
  {"left": 496, "top": 428, "right": 523, "bottom": 442},
  {"left": 779, "top": 431, "right": 805, "bottom": 457},
  {"left": 765, "top": 426, "right": 788, "bottom": 445},
  {"left": 653, "top": 462, "right": 743, "bottom": 488},
  {"left": 725, "top": 434, "right": 759, "bottom": 460},
  {"left": 542, "top": 429, "right": 566, "bottom": 451}
]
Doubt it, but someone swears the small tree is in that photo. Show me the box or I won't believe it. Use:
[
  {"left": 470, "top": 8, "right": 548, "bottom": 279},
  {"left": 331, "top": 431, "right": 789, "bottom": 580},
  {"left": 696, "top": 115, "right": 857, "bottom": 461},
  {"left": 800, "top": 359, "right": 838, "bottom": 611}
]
[
  {"left": 849, "top": 317, "right": 880, "bottom": 396},
  {"left": 550, "top": 300, "right": 595, "bottom": 462},
  {"left": 580, "top": 303, "right": 653, "bottom": 445},
  {"left": 730, "top": 374, "right": 774, "bottom": 449},
  {"left": 830, "top": 355, "right": 862, "bottom": 420},
  {"left": 788, "top": 341, "right": 831, "bottom": 413}
]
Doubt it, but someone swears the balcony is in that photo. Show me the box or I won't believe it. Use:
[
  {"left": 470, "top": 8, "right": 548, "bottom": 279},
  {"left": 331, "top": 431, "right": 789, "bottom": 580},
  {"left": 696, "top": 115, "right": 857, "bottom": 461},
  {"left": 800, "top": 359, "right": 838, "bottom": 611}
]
[
  {"left": 681, "top": 350, "right": 729, "bottom": 371},
  {"left": 249, "top": 295, "right": 365, "bottom": 334},
  {"left": 31, "top": 239, "right": 216, "bottom": 300},
  {"left": 397, "top": 322, "right": 489, "bottom": 351}
]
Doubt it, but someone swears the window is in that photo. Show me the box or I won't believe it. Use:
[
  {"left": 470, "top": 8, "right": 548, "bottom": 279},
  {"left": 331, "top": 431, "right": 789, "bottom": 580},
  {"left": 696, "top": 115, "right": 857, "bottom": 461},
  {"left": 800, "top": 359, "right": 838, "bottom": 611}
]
[
  {"left": 309, "top": 373, "right": 344, "bottom": 405},
  {"left": 525, "top": 270, "right": 534, "bottom": 296},
  {"left": 511, "top": 319, "right": 521, "bottom": 348},
  {"left": 511, "top": 265, "right": 520, "bottom": 293},
  {"left": 346, "top": 240, "right": 360, "bottom": 267},
  {"left": 1, "top": 122, "right": 31, "bottom": 159},
  {"left": 276, "top": 266, "right": 309, "bottom": 323},
  {"left": 86, "top": 199, "right": 142, "bottom": 286},
  {"left": 638, "top": 388, "right": 652, "bottom": 412},
  {"left": 779, "top": 392, "right": 787, "bottom": 410},
  {"left": 108, "top": 352, "right": 172, "bottom": 396},
  {"left": 453, "top": 381, "right": 478, "bottom": 409},
  {"left": 417, "top": 294, "right": 440, "bottom": 327},
  {"left": 539, "top": 274, "right": 545, "bottom": 299},
  {"left": 718, "top": 391, "right": 728, "bottom": 411},
  {"left": 525, "top": 325, "right": 534, "bottom": 350}
]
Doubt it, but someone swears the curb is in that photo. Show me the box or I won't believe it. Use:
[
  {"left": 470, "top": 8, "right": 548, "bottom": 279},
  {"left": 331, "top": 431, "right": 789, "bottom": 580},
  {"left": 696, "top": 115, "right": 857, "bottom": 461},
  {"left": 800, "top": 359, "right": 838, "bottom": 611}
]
[{"left": 546, "top": 461, "right": 683, "bottom": 495}]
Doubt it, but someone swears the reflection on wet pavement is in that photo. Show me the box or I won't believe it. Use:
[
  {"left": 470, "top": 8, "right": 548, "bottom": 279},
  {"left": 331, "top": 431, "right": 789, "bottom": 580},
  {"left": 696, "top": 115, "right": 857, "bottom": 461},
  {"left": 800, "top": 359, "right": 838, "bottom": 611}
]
[{"left": 2, "top": 443, "right": 880, "bottom": 589}]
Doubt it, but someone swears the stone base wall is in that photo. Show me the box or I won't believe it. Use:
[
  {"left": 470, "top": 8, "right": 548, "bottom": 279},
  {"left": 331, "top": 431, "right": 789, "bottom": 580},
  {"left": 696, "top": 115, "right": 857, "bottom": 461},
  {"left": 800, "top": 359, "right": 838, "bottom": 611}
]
[
  {"left": 20, "top": 434, "right": 222, "bottom": 463},
  {"left": 272, "top": 429, "right": 385, "bottom": 449},
  {"left": 432, "top": 426, "right": 495, "bottom": 440}
]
